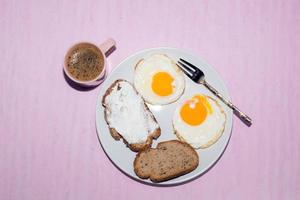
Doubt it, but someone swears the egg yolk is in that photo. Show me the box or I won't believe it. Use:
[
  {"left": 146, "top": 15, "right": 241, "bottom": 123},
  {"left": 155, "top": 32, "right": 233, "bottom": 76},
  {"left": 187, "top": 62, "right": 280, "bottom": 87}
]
[
  {"left": 151, "top": 72, "right": 174, "bottom": 96},
  {"left": 180, "top": 95, "right": 213, "bottom": 126}
]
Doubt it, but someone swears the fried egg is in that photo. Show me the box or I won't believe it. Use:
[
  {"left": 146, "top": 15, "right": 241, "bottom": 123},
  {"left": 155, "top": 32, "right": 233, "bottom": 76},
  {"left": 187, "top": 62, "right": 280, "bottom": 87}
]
[
  {"left": 173, "top": 94, "right": 226, "bottom": 149},
  {"left": 134, "top": 54, "right": 185, "bottom": 105}
]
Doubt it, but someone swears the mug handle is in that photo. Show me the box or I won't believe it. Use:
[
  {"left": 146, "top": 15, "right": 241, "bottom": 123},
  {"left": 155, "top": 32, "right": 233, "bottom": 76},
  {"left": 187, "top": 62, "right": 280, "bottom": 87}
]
[{"left": 99, "top": 38, "right": 116, "bottom": 57}]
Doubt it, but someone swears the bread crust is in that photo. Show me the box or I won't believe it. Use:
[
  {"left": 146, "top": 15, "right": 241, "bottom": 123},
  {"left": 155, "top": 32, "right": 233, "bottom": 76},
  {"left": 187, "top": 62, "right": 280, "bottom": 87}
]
[
  {"left": 133, "top": 140, "right": 199, "bottom": 182},
  {"left": 102, "top": 79, "right": 161, "bottom": 152}
]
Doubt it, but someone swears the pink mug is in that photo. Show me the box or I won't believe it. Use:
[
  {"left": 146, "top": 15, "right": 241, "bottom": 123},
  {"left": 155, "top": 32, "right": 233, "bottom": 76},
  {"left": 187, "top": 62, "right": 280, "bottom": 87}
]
[{"left": 64, "top": 38, "right": 116, "bottom": 87}]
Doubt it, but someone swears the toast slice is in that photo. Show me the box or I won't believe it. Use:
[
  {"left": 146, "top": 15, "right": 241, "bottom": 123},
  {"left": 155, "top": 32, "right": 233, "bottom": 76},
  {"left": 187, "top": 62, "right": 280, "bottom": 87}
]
[
  {"left": 134, "top": 140, "right": 199, "bottom": 182},
  {"left": 102, "top": 79, "right": 161, "bottom": 152}
]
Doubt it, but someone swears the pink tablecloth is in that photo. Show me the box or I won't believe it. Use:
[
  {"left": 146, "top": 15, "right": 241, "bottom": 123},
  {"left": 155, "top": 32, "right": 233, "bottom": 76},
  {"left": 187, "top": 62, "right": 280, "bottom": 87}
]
[{"left": 1, "top": 0, "right": 299, "bottom": 199}]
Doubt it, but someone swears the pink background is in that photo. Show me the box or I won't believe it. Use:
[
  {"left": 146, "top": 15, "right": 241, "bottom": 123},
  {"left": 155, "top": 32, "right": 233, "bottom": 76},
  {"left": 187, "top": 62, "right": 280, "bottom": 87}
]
[{"left": 1, "top": 0, "right": 299, "bottom": 199}]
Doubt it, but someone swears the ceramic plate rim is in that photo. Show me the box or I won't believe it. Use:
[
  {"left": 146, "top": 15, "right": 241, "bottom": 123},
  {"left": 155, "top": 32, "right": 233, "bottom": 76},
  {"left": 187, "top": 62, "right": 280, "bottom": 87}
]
[{"left": 95, "top": 47, "right": 233, "bottom": 186}]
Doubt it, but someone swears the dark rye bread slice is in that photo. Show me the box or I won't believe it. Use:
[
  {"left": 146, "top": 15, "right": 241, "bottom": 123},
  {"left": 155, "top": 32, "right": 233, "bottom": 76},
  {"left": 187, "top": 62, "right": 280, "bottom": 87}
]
[
  {"left": 134, "top": 140, "right": 199, "bottom": 182},
  {"left": 102, "top": 79, "right": 161, "bottom": 152}
]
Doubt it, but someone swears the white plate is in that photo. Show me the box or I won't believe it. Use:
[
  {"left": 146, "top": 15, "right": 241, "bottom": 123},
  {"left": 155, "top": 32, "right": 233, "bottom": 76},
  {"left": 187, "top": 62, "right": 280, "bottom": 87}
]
[{"left": 96, "top": 47, "right": 233, "bottom": 186}]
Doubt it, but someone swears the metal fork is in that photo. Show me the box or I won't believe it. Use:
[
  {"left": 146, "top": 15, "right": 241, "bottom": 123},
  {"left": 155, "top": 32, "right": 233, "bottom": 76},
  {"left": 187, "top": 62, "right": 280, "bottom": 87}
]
[{"left": 177, "top": 58, "right": 252, "bottom": 127}]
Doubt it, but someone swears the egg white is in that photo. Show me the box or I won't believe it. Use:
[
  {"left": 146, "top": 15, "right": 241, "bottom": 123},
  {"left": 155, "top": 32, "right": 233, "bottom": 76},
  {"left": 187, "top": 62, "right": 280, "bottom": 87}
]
[
  {"left": 134, "top": 54, "right": 185, "bottom": 105},
  {"left": 173, "top": 96, "right": 226, "bottom": 149}
]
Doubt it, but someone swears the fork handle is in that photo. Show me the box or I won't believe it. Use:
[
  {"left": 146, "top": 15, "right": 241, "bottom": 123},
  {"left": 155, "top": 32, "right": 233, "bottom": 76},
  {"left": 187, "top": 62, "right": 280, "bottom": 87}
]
[{"left": 202, "top": 80, "right": 252, "bottom": 127}]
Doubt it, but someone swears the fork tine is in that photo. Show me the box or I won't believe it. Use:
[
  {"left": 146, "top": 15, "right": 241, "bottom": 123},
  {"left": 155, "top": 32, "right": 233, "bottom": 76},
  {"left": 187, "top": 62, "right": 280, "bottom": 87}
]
[
  {"left": 176, "top": 63, "right": 192, "bottom": 78},
  {"left": 178, "top": 60, "right": 194, "bottom": 73},
  {"left": 179, "top": 58, "right": 198, "bottom": 71}
]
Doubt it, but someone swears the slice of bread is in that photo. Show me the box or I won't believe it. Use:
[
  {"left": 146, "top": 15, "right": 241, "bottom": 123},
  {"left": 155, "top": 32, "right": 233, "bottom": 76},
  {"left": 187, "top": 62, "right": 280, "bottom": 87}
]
[
  {"left": 134, "top": 140, "right": 199, "bottom": 182},
  {"left": 102, "top": 79, "right": 161, "bottom": 152}
]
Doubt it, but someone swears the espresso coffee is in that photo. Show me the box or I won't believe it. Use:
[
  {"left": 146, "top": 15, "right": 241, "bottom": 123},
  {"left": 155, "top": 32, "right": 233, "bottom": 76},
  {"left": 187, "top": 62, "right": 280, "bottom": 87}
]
[{"left": 66, "top": 44, "right": 104, "bottom": 81}]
